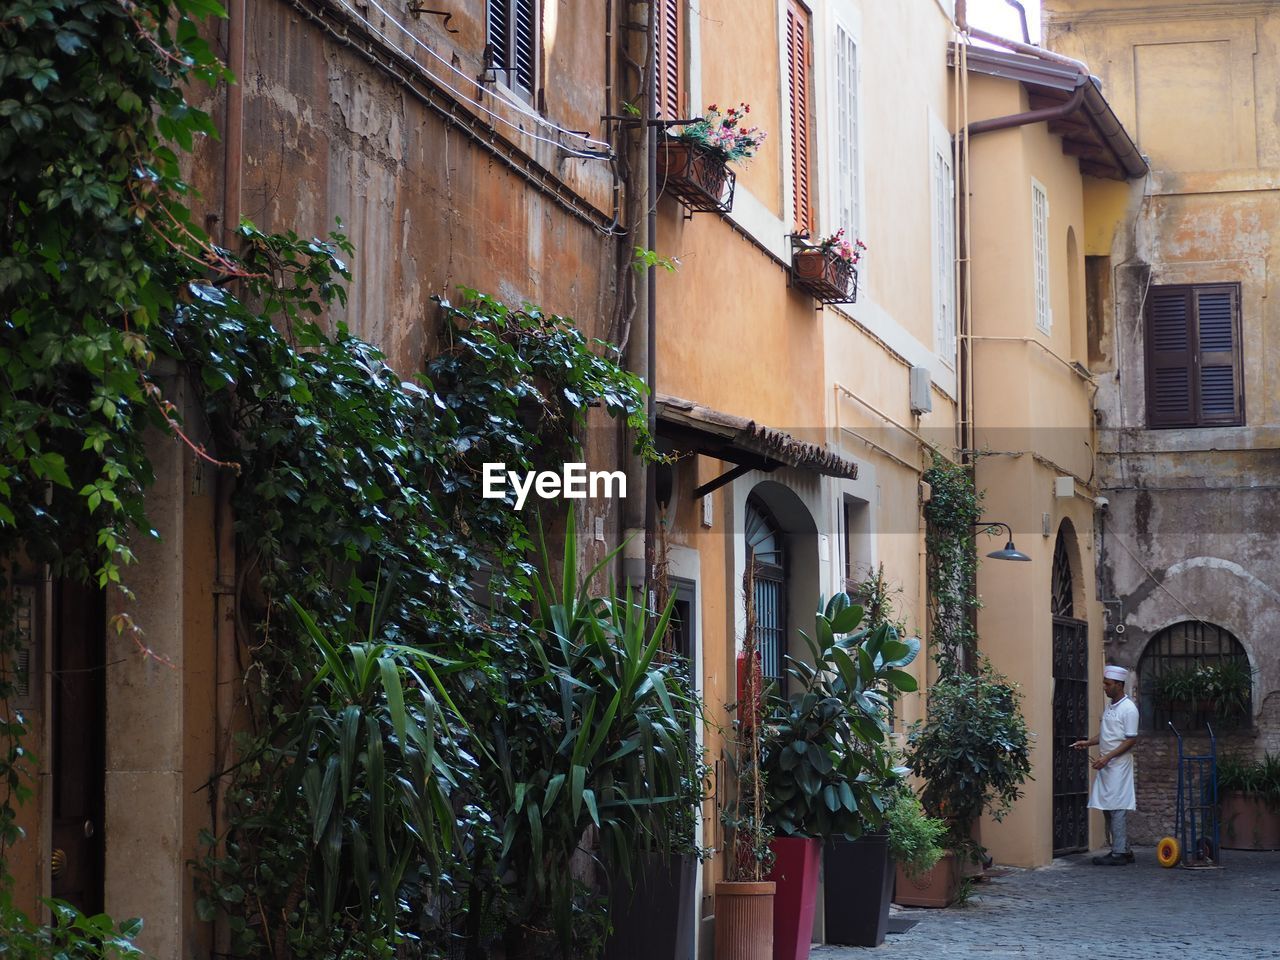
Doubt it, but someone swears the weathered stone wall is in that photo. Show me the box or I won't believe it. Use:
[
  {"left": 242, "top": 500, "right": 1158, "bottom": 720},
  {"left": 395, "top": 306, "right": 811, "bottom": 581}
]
[{"left": 1129, "top": 729, "right": 1258, "bottom": 846}]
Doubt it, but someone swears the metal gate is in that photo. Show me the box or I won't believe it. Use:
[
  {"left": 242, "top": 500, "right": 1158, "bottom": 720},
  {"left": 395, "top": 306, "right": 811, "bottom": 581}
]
[
  {"left": 1052, "top": 617, "right": 1089, "bottom": 853},
  {"left": 1052, "top": 533, "right": 1089, "bottom": 855}
]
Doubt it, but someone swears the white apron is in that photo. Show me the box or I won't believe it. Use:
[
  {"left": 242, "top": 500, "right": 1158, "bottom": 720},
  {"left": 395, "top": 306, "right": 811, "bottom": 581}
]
[{"left": 1088, "top": 695, "right": 1139, "bottom": 811}]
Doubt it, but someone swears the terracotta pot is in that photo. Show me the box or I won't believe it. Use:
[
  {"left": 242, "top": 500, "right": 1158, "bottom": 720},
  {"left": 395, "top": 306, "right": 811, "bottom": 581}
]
[
  {"left": 1221, "top": 791, "right": 1280, "bottom": 850},
  {"left": 656, "top": 139, "right": 730, "bottom": 205},
  {"left": 714, "top": 881, "right": 776, "bottom": 960},
  {"left": 892, "top": 852, "right": 959, "bottom": 908},
  {"left": 766, "top": 837, "right": 821, "bottom": 960}
]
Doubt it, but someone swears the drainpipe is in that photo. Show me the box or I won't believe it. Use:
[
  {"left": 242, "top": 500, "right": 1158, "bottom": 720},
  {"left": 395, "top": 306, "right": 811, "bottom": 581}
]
[
  {"left": 621, "top": 0, "right": 652, "bottom": 593},
  {"left": 1004, "top": 0, "right": 1031, "bottom": 44},
  {"left": 215, "top": 4, "right": 245, "bottom": 958},
  {"left": 967, "top": 80, "right": 1086, "bottom": 139}
]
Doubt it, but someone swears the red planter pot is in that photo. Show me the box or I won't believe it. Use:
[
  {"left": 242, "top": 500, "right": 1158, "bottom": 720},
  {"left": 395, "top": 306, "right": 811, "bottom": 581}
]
[{"left": 766, "top": 837, "right": 821, "bottom": 960}]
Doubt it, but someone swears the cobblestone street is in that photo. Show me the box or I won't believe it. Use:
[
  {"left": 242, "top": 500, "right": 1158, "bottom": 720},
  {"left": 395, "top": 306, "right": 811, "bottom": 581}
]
[{"left": 814, "top": 848, "right": 1280, "bottom": 958}]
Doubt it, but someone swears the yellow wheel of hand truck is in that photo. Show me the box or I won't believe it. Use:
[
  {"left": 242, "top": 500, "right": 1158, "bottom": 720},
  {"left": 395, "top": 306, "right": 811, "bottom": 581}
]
[{"left": 1156, "top": 836, "right": 1180, "bottom": 868}]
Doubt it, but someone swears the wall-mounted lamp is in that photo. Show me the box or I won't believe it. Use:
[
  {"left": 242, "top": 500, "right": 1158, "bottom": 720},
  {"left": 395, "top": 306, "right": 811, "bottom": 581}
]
[{"left": 973, "top": 521, "right": 1031, "bottom": 562}]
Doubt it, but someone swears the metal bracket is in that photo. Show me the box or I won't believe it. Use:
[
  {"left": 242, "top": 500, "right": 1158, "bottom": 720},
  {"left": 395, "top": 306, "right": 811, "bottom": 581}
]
[{"left": 407, "top": 4, "right": 458, "bottom": 32}]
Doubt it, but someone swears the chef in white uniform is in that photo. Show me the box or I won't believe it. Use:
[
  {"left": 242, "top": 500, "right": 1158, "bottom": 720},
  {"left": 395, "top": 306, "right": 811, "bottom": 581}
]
[{"left": 1071, "top": 664, "right": 1140, "bottom": 865}]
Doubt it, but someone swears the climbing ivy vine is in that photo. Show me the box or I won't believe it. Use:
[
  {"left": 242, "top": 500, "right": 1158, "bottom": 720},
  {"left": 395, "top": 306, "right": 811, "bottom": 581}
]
[
  {"left": 1, "top": 2, "right": 687, "bottom": 959},
  {"left": 922, "top": 452, "right": 983, "bottom": 674}
]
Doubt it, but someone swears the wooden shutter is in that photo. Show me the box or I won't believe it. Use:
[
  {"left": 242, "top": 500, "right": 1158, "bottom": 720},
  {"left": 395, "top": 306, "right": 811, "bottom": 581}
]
[
  {"left": 1146, "top": 287, "right": 1194, "bottom": 427},
  {"left": 655, "top": 0, "right": 682, "bottom": 121},
  {"left": 487, "top": 0, "right": 509, "bottom": 67},
  {"left": 512, "top": 0, "right": 537, "bottom": 95},
  {"left": 787, "top": 0, "right": 812, "bottom": 234},
  {"left": 487, "top": 0, "right": 536, "bottom": 96},
  {"left": 1194, "top": 285, "right": 1242, "bottom": 424}
]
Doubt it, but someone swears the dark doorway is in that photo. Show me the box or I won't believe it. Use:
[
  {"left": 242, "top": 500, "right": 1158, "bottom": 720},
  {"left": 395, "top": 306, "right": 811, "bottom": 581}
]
[
  {"left": 50, "top": 579, "right": 106, "bottom": 914},
  {"left": 1051, "top": 533, "right": 1089, "bottom": 855}
]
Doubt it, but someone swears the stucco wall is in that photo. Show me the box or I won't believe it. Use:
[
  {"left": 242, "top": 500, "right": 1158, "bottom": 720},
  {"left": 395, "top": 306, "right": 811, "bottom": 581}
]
[{"left": 1048, "top": 0, "right": 1280, "bottom": 761}]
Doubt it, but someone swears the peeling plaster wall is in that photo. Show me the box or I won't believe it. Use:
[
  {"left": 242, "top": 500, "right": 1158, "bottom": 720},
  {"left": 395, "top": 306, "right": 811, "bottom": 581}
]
[{"left": 1048, "top": 1, "right": 1280, "bottom": 760}]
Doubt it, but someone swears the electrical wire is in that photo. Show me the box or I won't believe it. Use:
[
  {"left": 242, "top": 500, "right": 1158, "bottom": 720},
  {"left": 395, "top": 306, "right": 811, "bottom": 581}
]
[
  {"left": 328, "top": 0, "right": 613, "bottom": 159},
  {"left": 1108, "top": 532, "right": 1217, "bottom": 637}
]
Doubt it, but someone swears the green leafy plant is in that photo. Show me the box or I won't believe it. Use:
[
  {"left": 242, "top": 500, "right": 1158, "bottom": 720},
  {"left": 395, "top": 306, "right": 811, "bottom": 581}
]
[
  {"left": 1218, "top": 752, "right": 1280, "bottom": 810},
  {"left": 761, "top": 595, "right": 918, "bottom": 840},
  {"left": 883, "top": 790, "right": 946, "bottom": 879},
  {"left": 1154, "top": 660, "right": 1252, "bottom": 725},
  {"left": 0, "top": 897, "right": 142, "bottom": 959},
  {"left": 922, "top": 454, "right": 983, "bottom": 674},
  {"left": 905, "top": 659, "right": 1032, "bottom": 842},
  {"left": 453, "top": 513, "right": 703, "bottom": 957}
]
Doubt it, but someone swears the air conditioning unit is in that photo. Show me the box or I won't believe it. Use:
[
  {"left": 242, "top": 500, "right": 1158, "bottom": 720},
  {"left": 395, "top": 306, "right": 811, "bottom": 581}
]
[{"left": 909, "top": 366, "right": 933, "bottom": 416}]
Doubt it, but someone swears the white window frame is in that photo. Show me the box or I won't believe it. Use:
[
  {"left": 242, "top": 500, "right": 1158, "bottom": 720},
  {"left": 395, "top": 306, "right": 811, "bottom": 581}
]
[
  {"left": 828, "top": 17, "right": 862, "bottom": 245},
  {"left": 929, "top": 115, "right": 956, "bottom": 369},
  {"left": 1032, "top": 178, "right": 1052, "bottom": 334}
]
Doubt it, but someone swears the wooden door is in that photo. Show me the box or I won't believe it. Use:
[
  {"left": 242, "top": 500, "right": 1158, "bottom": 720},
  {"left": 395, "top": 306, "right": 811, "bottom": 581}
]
[{"left": 50, "top": 580, "right": 106, "bottom": 913}]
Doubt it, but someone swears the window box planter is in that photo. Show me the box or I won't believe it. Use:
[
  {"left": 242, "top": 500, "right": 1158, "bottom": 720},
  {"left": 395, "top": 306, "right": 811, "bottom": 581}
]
[
  {"left": 789, "top": 246, "right": 857, "bottom": 304},
  {"left": 656, "top": 136, "right": 736, "bottom": 214},
  {"left": 1221, "top": 791, "right": 1280, "bottom": 850}
]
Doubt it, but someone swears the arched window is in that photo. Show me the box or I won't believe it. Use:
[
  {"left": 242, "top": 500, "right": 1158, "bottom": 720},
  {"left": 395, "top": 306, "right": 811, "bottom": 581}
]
[
  {"left": 1138, "top": 621, "right": 1252, "bottom": 731},
  {"left": 746, "top": 497, "right": 787, "bottom": 694}
]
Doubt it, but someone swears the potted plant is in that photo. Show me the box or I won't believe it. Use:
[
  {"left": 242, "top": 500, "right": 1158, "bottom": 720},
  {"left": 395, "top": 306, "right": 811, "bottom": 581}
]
[
  {"left": 789, "top": 230, "right": 864, "bottom": 304},
  {"left": 761, "top": 594, "right": 918, "bottom": 959},
  {"left": 899, "top": 659, "right": 1032, "bottom": 906},
  {"left": 658, "top": 103, "right": 766, "bottom": 214},
  {"left": 1154, "top": 660, "right": 1252, "bottom": 728},
  {"left": 715, "top": 559, "right": 776, "bottom": 960},
  {"left": 1219, "top": 752, "right": 1280, "bottom": 850}
]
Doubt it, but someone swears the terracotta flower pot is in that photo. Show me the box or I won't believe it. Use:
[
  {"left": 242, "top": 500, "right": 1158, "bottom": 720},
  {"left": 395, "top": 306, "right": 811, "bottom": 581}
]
[
  {"left": 766, "top": 837, "right": 821, "bottom": 960},
  {"left": 1221, "top": 791, "right": 1280, "bottom": 850},
  {"left": 714, "top": 881, "right": 775, "bottom": 960},
  {"left": 892, "top": 852, "right": 959, "bottom": 908},
  {"left": 655, "top": 138, "right": 733, "bottom": 212}
]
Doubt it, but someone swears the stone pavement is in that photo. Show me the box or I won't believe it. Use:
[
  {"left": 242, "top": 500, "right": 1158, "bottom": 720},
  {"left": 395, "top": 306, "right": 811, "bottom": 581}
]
[{"left": 812, "top": 847, "right": 1280, "bottom": 959}]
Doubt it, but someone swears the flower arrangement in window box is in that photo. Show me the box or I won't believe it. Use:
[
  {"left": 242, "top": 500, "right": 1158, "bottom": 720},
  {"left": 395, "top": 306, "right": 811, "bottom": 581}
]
[
  {"left": 790, "top": 229, "right": 864, "bottom": 304},
  {"left": 657, "top": 103, "right": 766, "bottom": 214},
  {"left": 1154, "top": 660, "right": 1253, "bottom": 728}
]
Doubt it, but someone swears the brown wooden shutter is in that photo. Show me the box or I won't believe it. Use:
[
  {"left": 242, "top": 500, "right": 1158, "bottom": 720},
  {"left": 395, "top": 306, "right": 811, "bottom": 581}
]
[
  {"left": 655, "top": 0, "right": 682, "bottom": 121},
  {"left": 787, "top": 0, "right": 812, "bottom": 234},
  {"left": 1193, "top": 285, "right": 1242, "bottom": 425},
  {"left": 1145, "top": 283, "right": 1244, "bottom": 428},
  {"left": 1145, "top": 287, "right": 1194, "bottom": 427}
]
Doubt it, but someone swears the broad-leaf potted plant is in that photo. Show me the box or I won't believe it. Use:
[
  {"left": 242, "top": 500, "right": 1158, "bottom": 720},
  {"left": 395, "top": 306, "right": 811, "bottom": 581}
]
[
  {"left": 658, "top": 102, "right": 766, "bottom": 214},
  {"left": 1218, "top": 752, "right": 1280, "bottom": 850},
  {"left": 790, "top": 230, "right": 864, "bottom": 304},
  {"left": 761, "top": 594, "right": 918, "bottom": 959},
  {"left": 899, "top": 658, "right": 1032, "bottom": 907},
  {"left": 715, "top": 559, "right": 776, "bottom": 960}
]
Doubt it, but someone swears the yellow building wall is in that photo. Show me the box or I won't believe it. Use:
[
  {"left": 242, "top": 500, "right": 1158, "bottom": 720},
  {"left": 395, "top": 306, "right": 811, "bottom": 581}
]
[{"left": 966, "top": 72, "right": 1107, "bottom": 866}]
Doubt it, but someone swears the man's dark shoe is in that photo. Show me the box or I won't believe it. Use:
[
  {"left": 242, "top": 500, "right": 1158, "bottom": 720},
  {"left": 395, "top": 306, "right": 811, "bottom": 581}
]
[
  {"left": 1092, "top": 853, "right": 1130, "bottom": 866},
  {"left": 1123, "top": 851, "right": 1136, "bottom": 863}
]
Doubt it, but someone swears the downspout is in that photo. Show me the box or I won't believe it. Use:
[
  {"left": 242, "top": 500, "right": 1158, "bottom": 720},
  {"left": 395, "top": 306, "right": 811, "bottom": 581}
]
[
  {"left": 621, "top": 0, "right": 652, "bottom": 592},
  {"left": 967, "top": 80, "right": 1086, "bottom": 138},
  {"left": 215, "top": 4, "right": 245, "bottom": 957},
  {"left": 1004, "top": 0, "right": 1031, "bottom": 44}
]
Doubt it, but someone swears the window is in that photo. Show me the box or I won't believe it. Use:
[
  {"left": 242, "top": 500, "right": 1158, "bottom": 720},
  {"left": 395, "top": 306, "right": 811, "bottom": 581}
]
[
  {"left": 833, "top": 24, "right": 859, "bottom": 237},
  {"left": 1032, "top": 179, "right": 1051, "bottom": 333},
  {"left": 486, "top": 0, "right": 538, "bottom": 98},
  {"left": 1138, "top": 621, "right": 1252, "bottom": 731},
  {"left": 655, "top": 0, "right": 683, "bottom": 121},
  {"left": 746, "top": 498, "right": 787, "bottom": 695},
  {"left": 786, "top": 0, "right": 813, "bottom": 234},
  {"left": 930, "top": 124, "right": 955, "bottom": 364},
  {"left": 1145, "top": 283, "right": 1243, "bottom": 428}
]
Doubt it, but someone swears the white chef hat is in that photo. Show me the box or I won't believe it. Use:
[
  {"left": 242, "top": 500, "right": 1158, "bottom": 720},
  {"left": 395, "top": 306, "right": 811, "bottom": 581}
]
[{"left": 1103, "top": 665, "right": 1129, "bottom": 681}]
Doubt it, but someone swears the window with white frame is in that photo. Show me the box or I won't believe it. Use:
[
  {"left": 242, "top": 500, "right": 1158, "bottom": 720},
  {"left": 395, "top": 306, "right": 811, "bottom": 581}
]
[
  {"left": 1032, "top": 179, "right": 1051, "bottom": 334},
  {"left": 930, "top": 128, "right": 956, "bottom": 365},
  {"left": 834, "top": 24, "right": 860, "bottom": 239}
]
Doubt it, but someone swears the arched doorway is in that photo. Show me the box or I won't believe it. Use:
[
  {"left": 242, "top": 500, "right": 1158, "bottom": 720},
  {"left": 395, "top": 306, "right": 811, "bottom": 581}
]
[
  {"left": 1051, "top": 526, "right": 1089, "bottom": 855},
  {"left": 746, "top": 496, "right": 787, "bottom": 695}
]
